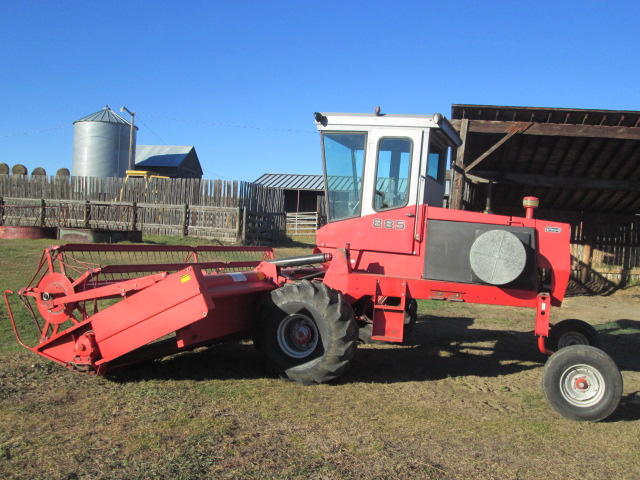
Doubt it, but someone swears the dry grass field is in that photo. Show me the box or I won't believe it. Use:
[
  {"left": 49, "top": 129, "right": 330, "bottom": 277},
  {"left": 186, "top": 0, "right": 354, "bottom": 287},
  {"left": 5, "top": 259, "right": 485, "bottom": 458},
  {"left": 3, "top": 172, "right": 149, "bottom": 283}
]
[{"left": 1, "top": 237, "right": 639, "bottom": 479}]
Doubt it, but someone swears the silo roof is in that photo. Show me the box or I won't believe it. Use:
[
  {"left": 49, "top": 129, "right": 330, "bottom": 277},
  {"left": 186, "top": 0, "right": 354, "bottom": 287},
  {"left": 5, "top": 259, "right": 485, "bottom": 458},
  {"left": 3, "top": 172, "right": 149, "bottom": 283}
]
[{"left": 73, "top": 106, "right": 132, "bottom": 125}]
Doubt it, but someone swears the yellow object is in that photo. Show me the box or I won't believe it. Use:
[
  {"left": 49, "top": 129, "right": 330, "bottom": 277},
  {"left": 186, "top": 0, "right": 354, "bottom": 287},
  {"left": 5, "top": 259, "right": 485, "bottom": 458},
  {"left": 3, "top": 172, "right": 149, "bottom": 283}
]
[{"left": 125, "top": 169, "right": 170, "bottom": 180}]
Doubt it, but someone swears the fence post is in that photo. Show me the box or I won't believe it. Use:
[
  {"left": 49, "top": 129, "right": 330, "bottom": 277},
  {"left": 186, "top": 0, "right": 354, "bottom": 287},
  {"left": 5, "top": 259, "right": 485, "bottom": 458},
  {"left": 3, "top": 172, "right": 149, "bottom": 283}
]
[
  {"left": 131, "top": 202, "right": 137, "bottom": 231},
  {"left": 0, "top": 196, "right": 4, "bottom": 226},
  {"left": 83, "top": 201, "right": 90, "bottom": 229},
  {"left": 271, "top": 213, "right": 276, "bottom": 242},
  {"left": 242, "top": 207, "right": 248, "bottom": 245},
  {"left": 39, "top": 198, "right": 46, "bottom": 227},
  {"left": 580, "top": 240, "right": 593, "bottom": 284},
  {"left": 235, "top": 206, "right": 242, "bottom": 242},
  {"left": 182, "top": 203, "right": 189, "bottom": 236}
]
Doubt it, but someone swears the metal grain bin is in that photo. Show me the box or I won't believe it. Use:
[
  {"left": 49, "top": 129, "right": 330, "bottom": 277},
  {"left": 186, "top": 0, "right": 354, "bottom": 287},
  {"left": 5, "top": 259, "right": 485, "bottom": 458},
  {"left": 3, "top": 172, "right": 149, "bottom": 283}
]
[{"left": 72, "top": 106, "right": 137, "bottom": 177}]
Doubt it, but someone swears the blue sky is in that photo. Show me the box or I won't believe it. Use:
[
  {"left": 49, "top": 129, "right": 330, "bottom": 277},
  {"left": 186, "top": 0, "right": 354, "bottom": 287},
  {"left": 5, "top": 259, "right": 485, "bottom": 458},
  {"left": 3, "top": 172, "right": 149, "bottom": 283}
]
[{"left": 1, "top": 1, "right": 639, "bottom": 181}]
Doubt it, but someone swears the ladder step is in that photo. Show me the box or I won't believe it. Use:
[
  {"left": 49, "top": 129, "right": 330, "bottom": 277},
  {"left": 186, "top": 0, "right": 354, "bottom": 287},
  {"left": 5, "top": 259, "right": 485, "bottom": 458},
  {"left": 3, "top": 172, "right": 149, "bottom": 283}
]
[{"left": 371, "top": 308, "right": 404, "bottom": 342}]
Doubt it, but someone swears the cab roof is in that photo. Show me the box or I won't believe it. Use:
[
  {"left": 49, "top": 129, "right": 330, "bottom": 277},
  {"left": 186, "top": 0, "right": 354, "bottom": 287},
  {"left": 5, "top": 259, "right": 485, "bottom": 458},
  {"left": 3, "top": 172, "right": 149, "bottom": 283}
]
[{"left": 314, "top": 111, "right": 462, "bottom": 147}]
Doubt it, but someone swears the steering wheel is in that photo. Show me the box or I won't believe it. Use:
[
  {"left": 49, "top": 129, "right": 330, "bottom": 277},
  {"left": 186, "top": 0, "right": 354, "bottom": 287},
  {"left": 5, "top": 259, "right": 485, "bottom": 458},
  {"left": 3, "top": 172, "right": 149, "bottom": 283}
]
[{"left": 375, "top": 190, "right": 388, "bottom": 209}]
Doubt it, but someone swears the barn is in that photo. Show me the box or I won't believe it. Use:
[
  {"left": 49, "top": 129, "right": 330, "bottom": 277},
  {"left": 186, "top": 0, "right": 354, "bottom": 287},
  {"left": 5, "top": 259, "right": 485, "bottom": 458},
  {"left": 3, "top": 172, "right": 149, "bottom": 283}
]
[
  {"left": 134, "top": 145, "right": 203, "bottom": 179},
  {"left": 254, "top": 173, "right": 325, "bottom": 235}
]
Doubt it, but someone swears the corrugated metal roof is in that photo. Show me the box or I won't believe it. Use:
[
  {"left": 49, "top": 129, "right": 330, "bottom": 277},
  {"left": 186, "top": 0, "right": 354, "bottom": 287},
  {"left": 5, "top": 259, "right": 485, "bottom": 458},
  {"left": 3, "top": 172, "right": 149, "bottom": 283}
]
[
  {"left": 135, "top": 145, "right": 194, "bottom": 167},
  {"left": 254, "top": 173, "right": 407, "bottom": 193},
  {"left": 74, "top": 106, "right": 132, "bottom": 126},
  {"left": 254, "top": 173, "right": 324, "bottom": 190}
]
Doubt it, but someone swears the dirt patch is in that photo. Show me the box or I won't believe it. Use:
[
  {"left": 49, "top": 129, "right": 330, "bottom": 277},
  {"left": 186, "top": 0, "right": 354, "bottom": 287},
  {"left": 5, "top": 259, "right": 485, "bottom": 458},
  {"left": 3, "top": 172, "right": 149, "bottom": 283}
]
[{"left": 561, "top": 286, "right": 640, "bottom": 323}]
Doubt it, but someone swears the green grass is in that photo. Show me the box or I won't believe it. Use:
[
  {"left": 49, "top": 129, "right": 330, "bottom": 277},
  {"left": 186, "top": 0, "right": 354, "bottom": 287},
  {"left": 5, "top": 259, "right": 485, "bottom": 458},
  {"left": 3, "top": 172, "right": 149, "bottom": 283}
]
[{"left": 1, "top": 236, "right": 640, "bottom": 479}]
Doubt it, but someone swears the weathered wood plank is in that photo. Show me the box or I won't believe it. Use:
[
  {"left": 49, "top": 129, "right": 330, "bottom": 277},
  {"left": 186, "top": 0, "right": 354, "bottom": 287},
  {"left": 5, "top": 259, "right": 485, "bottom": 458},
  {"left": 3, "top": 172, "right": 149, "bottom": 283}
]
[
  {"left": 451, "top": 119, "right": 640, "bottom": 141},
  {"left": 469, "top": 170, "right": 640, "bottom": 193}
]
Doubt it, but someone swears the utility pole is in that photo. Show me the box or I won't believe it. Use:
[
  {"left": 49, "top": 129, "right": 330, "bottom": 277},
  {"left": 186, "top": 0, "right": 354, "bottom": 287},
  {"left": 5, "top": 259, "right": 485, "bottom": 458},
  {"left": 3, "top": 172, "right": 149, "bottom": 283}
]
[{"left": 120, "top": 106, "right": 136, "bottom": 171}]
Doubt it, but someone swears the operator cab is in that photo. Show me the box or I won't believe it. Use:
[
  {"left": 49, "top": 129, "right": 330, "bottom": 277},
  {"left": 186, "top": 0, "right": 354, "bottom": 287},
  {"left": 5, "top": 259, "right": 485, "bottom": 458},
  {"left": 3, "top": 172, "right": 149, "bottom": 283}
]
[{"left": 314, "top": 110, "right": 462, "bottom": 223}]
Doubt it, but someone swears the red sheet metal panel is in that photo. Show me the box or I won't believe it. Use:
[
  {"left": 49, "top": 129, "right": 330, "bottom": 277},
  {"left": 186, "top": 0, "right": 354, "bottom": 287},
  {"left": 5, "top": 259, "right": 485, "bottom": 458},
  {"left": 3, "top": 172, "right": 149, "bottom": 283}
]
[{"left": 90, "top": 266, "right": 213, "bottom": 363}]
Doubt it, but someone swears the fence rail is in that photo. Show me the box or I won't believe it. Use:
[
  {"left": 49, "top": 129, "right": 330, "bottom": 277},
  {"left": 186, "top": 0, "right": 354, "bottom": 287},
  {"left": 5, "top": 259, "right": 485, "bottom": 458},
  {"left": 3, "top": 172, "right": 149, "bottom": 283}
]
[
  {"left": 286, "top": 212, "right": 318, "bottom": 235},
  {"left": 0, "top": 200, "right": 283, "bottom": 244}
]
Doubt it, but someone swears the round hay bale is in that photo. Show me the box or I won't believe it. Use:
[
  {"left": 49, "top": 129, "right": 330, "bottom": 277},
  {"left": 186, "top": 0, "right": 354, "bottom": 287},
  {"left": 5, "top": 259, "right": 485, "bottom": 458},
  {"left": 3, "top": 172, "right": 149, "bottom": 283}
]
[
  {"left": 0, "top": 163, "right": 9, "bottom": 175},
  {"left": 32, "top": 167, "right": 47, "bottom": 176},
  {"left": 56, "top": 168, "right": 70, "bottom": 178},
  {"left": 12, "top": 164, "right": 28, "bottom": 175}
]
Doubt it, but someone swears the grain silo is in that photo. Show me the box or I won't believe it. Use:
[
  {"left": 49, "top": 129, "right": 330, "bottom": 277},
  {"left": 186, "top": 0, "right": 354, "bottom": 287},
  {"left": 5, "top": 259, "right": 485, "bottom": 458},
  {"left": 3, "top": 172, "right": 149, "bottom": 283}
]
[{"left": 72, "top": 106, "right": 137, "bottom": 177}]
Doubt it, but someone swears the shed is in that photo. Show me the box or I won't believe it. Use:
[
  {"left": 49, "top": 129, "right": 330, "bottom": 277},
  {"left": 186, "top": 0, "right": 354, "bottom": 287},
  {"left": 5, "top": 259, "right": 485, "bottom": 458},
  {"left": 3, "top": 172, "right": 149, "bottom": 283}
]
[
  {"left": 254, "top": 173, "right": 324, "bottom": 213},
  {"left": 134, "top": 145, "right": 203, "bottom": 179},
  {"left": 448, "top": 104, "right": 640, "bottom": 291}
]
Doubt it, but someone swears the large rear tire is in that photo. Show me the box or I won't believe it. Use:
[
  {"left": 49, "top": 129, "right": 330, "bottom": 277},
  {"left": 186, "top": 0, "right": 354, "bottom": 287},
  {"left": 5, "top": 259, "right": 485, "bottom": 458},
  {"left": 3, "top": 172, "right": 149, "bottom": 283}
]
[
  {"left": 542, "top": 345, "right": 622, "bottom": 422},
  {"left": 257, "top": 281, "right": 357, "bottom": 385}
]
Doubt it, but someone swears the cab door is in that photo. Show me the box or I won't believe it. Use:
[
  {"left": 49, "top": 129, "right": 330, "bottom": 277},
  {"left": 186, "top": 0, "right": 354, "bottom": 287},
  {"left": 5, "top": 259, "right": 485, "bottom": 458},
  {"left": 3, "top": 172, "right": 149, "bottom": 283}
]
[
  {"left": 423, "top": 131, "right": 448, "bottom": 207},
  {"left": 358, "top": 128, "right": 424, "bottom": 254}
]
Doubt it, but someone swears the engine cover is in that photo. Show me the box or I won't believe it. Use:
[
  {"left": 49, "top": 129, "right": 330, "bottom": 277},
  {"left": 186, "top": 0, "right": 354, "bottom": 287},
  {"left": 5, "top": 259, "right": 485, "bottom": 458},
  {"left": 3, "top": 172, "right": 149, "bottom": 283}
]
[{"left": 424, "top": 220, "right": 537, "bottom": 289}]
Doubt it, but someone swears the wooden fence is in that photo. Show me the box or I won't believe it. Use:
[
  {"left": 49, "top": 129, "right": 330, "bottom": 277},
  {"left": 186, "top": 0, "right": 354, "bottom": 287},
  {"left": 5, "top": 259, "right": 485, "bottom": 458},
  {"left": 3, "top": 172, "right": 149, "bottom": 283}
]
[
  {"left": 0, "top": 175, "right": 285, "bottom": 244},
  {"left": 564, "top": 212, "right": 640, "bottom": 292},
  {"left": 0, "top": 174, "right": 282, "bottom": 208}
]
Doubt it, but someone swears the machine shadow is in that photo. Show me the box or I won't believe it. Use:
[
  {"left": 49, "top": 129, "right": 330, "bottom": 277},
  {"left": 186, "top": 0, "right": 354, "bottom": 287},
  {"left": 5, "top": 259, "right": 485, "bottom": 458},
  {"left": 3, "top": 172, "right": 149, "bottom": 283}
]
[
  {"left": 346, "top": 316, "right": 546, "bottom": 384},
  {"left": 607, "top": 392, "right": 640, "bottom": 422},
  {"left": 109, "top": 315, "right": 547, "bottom": 385},
  {"left": 106, "top": 313, "right": 640, "bottom": 423},
  {"left": 107, "top": 342, "right": 267, "bottom": 384},
  {"left": 110, "top": 314, "right": 640, "bottom": 388},
  {"left": 594, "top": 319, "right": 640, "bottom": 373}
]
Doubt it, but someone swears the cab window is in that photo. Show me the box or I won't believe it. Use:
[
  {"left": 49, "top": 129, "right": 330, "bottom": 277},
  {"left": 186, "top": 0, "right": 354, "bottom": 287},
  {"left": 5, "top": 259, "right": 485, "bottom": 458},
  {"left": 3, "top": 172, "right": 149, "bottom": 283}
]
[
  {"left": 427, "top": 140, "right": 446, "bottom": 183},
  {"left": 374, "top": 137, "right": 411, "bottom": 210}
]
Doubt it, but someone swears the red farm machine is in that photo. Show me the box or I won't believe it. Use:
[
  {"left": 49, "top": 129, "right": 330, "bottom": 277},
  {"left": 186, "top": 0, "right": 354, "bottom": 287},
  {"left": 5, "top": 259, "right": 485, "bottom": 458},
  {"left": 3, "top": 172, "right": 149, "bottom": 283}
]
[{"left": 4, "top": 110, "right": 623, "bottom": 422}]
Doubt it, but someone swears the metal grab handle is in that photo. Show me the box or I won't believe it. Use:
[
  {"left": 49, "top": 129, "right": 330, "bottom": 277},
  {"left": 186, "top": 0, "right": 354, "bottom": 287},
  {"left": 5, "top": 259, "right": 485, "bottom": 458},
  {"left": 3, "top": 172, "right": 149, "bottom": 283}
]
[{"left": 3, "top": 290, "right": 30, "bottom": 350}]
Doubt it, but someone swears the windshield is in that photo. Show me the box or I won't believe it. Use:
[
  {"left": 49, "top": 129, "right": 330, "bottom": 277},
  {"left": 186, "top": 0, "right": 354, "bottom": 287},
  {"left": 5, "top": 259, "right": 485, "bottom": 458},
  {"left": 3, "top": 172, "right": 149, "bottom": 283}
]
[{"left": 322, "top": 132, "right": 366, "bottom": 221}]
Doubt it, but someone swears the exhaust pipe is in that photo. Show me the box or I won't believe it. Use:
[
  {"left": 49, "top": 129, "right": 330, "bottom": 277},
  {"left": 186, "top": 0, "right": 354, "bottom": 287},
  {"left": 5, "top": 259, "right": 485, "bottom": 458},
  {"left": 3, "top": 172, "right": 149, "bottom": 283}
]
[{"left": 268, "top": 253, "right": 332, "bottom": 268}]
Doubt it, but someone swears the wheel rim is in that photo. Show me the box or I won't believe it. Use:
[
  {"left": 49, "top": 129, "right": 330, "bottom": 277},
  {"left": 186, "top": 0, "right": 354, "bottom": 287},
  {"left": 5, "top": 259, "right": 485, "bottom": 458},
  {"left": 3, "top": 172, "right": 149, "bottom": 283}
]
[
  {"left": 559, "top": 363, "right": 606, "bottom": 408},
  {"left": 277, "top": 314, "right": 319, "bottom": 359},
  {"left": 558, "top": 331, "right": 590, "bottom": 348}
]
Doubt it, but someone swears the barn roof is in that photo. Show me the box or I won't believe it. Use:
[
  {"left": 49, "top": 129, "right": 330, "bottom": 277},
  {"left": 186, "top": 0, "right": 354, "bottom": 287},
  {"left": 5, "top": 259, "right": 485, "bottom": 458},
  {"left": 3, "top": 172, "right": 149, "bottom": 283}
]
[
  {"left": 255, "top": 173, "right": 324, "bottom": 191},
  {"left": 135, "top": 145, "right": 195, "bottom": 167},
  {"left": 450, "top": 104, "right": 640, "bottom": 214}
]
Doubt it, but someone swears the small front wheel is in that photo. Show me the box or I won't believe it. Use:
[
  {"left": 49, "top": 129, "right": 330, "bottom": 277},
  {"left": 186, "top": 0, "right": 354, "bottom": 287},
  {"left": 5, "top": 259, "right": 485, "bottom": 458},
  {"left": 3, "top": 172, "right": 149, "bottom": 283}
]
[
  {"left": 547, "top": 319, "right": 601, "bottom": 351},
  {"left": 542, "top": 345, "right": 622, "bottom": 422}
]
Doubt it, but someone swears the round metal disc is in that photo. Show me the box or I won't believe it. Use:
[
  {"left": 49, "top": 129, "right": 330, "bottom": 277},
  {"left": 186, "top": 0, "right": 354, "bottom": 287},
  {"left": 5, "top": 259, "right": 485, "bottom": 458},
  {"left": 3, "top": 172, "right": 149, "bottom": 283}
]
[
  {"left": 469, "top": 230, "right": 527, "bottom": 285},
  {"left": 36, "top": 273, "right": 76, "bottom": 324}
]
